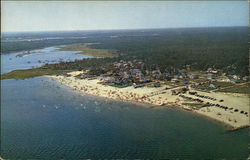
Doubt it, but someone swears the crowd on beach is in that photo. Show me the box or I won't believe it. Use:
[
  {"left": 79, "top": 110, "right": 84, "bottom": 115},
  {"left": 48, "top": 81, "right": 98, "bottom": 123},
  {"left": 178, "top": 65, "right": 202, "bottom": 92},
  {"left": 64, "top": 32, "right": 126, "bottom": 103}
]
[
  {"left": 48, "top": 69, "right": 249, "bottom": 129},
  {"left": 55, "top": 76, "right": 172, "bottom": 106}
]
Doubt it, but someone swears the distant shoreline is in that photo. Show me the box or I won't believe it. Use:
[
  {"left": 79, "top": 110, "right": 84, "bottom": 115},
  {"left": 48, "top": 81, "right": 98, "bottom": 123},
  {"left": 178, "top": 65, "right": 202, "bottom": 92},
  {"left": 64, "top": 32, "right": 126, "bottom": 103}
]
[{"left": 3, "top": 26, "right": 248, "bottom": 34}]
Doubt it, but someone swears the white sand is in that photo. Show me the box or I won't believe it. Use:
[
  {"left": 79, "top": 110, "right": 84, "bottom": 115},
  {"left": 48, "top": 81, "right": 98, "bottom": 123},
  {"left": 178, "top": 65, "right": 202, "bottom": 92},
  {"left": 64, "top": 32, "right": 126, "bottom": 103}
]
[{"left": 47, "top": 71, "right": 249, "bottom": 129}]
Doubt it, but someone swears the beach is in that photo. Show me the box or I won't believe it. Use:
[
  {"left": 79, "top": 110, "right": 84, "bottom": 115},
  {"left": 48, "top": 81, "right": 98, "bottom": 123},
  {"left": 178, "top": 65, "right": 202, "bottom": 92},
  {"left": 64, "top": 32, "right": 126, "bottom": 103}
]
[{"left": 48, "top": 71, "right": 249, "bottom": 130}]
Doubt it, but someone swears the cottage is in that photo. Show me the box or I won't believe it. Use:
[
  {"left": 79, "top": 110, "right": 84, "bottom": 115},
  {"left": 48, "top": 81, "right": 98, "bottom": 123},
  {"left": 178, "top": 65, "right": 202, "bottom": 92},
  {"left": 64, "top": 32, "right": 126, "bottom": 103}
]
[
  {"left": 173, "top": 75, "right": 179, "bottom": 79},
  {"left": 186, "top": 65, "right": 191, "bottom": 70},
  {"left": 180, "top": 72, "right": 188, "bottom": 78},
  {"left": 207, "top": 73, "right": 215, "bottom": 80},
  {"left": 211, "top": 70, "right": 218, "bottom": 74},
  {"left": 232, "top": 75, "right": 240, "bottom": 80},
  {"left": 153, "top": 82, "right": 161, "bottom": 87},
  {"left": 189, "top": 74, "right": 199, "bottom": 79},
  {"left": 207, "top": 68, "right": 218, "bottom": 74},
  {"left": 122, "top": 72, "right": 130, "bottom": 79},
  {"left": 182, "top": 80, "right": 189, "bottom": 85},
  {"left": 171, "top": 78, "right": 179, "bottom": 83},
  {"left": 100, "top": 76, "right": 115, "bottom": 83},
  {"left": 114, "top": 62, "right": 122, "bottom": 68},
  {"left": 218, "top": 77, "right": 231, "bottom": 82},
  {"left": 209, "top": 84, "right": 217, "bottom": 89},
  {"left": 152, "top": 69, "right": 161, "bottom": 74},
  {"left": 230, "top": 79, "right": 240, "bottom": 84},
  {"left": 131, "top": 69, "right": 141, "bottom": 75},
  {"left": 165, "top": 72, "right": 171, "bottom": 77},
  {"left": 242, "top": 76, "right": 249, "bottom": 81}
]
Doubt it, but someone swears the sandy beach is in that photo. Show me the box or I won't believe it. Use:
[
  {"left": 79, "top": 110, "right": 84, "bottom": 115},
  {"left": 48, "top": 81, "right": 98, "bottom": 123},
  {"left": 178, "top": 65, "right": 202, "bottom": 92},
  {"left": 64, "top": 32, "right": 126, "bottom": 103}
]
[{"left": 47, "top": 71, "right": 249, "bottom": 130}]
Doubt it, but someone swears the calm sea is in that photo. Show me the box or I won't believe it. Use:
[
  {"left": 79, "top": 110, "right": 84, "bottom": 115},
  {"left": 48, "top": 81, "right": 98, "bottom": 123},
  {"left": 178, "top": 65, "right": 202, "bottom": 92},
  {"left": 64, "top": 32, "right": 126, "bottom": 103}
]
[{"left": 1, "top": 77, "right": 248, "bottom": 159}]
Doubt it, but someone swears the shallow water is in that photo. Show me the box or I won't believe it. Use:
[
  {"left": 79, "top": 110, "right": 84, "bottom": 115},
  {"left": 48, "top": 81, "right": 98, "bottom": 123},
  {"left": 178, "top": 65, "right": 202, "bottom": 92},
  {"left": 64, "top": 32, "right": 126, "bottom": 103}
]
[
  {"left": 1, "top": 77, "right": 248, "bottom": 159},
  {"left": 1, "top": 46, "right": 91, "bottom": 74}
]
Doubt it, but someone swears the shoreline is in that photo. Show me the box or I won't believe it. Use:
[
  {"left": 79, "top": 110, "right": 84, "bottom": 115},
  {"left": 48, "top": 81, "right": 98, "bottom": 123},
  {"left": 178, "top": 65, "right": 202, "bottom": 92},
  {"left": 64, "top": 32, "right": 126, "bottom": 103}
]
[{"left": 46, "top": 71, "right": 249, "bottom": 130}]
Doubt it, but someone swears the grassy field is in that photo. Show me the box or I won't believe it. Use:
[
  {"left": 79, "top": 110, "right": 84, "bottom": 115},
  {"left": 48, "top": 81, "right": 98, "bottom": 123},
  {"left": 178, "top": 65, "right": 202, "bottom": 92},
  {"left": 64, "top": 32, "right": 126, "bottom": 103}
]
[
  {"left": 215, "top": 83, "right": 249, "bottom": 94},
  {"left": 1, "top": 68, "right": 72, "bottom": 80},
  {"left": 59, "top": 43, "right": 118, "bottom": 58},
  {"left": 212, "top": 81, "right": 236, "bottom": 88},
  {"left": 194, "top": 81, "right": 235, "bottom": 91},
  {"left": 190, "top": 78, "right": 209, "bottom": 83}
]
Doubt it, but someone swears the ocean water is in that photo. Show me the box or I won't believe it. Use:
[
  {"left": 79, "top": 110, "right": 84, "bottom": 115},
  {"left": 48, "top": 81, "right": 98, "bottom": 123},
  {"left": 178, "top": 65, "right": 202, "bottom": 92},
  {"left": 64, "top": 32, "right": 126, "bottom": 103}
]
[{"left": 1, "top": 77, "right": 248, "bottom": 159}]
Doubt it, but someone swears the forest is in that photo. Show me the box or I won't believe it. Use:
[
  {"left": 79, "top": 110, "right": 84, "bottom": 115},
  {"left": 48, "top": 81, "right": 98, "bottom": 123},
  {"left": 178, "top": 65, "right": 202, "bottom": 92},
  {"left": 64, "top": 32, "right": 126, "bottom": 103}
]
[
  {"left": 2, "top": 27, "right": 249, "bottom": 76},
  {"left": 91, "top": 27, "right": 249, "bottom": 76}
]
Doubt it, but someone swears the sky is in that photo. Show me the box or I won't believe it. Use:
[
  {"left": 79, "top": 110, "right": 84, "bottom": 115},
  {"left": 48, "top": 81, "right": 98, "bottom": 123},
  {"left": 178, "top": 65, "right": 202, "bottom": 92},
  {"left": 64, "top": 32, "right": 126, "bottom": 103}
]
[{"left": 1, "top": 1, "right": 249, "bottom": 32}]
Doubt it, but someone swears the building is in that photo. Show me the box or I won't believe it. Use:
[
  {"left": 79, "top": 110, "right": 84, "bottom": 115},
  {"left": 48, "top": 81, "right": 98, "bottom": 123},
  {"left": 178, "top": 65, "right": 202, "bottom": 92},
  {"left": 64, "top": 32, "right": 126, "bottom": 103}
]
[
  {"left": 207, "top": 73, "right": 215, "bottom": 80},
  {"left": 153, "top": 82, "right": 161, "bottom": 87},
  {"left": 242, "top": 76, "right": 249, "bottom": 81},
  {"left": 189, "top": 74, "right": 199, "bottom": 79},
  {"left": 209, "top": 84, "right": 217, "bottom": 89}
]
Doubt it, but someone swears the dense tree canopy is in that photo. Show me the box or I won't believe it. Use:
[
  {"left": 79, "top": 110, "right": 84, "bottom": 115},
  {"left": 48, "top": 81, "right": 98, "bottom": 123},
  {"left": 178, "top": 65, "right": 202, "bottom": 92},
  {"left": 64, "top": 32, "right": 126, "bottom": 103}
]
[{"left": 2, "top": 27, "right": 249, "bottom": 76}]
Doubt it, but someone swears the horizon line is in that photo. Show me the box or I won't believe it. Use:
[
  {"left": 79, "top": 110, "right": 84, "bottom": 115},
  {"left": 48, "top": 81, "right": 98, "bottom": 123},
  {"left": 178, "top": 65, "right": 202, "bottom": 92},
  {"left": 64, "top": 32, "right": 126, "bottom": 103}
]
[{"left": 2, "top": 25, "right": 249, "bottom": 34}]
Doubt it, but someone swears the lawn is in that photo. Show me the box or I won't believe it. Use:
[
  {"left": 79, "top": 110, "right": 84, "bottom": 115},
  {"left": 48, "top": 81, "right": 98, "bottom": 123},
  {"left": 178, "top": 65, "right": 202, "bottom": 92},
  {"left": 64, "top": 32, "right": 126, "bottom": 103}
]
[
  {"left": 215, "top": 83, "right": 249, "bottom": 94},
  {"left": 1, "top": 68, "right": 72, "bottom": 80},
  {"left": 58, "top": 43, "right": 118, "bottom": 58},
  {"left": 193, "top": 81, "right": 235, "bottom": 91}
]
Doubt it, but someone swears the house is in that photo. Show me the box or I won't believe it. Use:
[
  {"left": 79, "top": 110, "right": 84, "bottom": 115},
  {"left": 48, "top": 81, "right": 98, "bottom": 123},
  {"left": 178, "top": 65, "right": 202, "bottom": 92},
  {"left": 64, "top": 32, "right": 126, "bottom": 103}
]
[
  {"left": 171, "top": 78, "right": 179, "bottom": 83},
  {"left": 164, "top": 72, "right": 171, "bottom": 77},
  {"left": 230, "top": 79, "right": 240, "bottom": 84},
  {"left": 189, "top": 74, "right": 199, "bottom": 79},
  {"left": 242, "top": 76, "right": 249, "bottom": 81},
  {"left": 164, "top": 74, "right": 172, "bottom": 81},
  {"left": 207, "top": 73, "right": 215, "bottom": 80},
  {"left": 186, "top": 65, "right": 191, "bottom": 70},
  {"left": 131, "top": 69, "right": 141, "bottom": 75},
  {"left": 122, "top": 72, "right": 130, "bottom": 79},
  {"left": 145, "top": 70, "right": 150, "bottom": 76},
  {"left": 210, "top": 70, "right": 218, "bottom": 74},
  {"left": 209, "top": 84, "right": 217, "bottom": 89},
  {"left": 232, "top": 75, "right": 240, "bottom": 80},
  {"left": 153, "top": 82, "right": 161, "bottom": 87},
  {"left": 99, "top": 76, "right": 115, "bottom": 83},
  {"left": 207, "top": 68, "right": 218, "bottom": 74},
  {"left": 136, "top": 72, "right": 145, "bottom": 81},
  {"left": 152, "top": 70, "right": 162, "bottom": 76},
  {"left": 151, "top": 70, "right": 162, "bottom": 80},
  {"left": 182, "top": 80, "right": 189, "bottom": 85},
  {"left": 180, "top": 72, "right": 188, "bottom": 78},
  {"left": 113, "top": 62, "right": 122, "bottom": 68},
  {"left": 174, "top": 75, "right": 179, "bottom": 79},
  {"left": 218, "top": 77, "right": 231, "bottom": 82}
]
